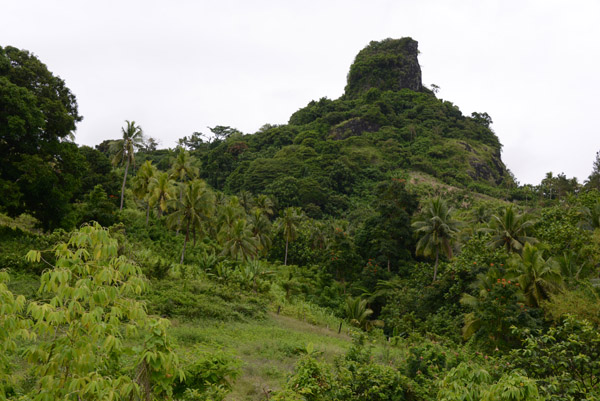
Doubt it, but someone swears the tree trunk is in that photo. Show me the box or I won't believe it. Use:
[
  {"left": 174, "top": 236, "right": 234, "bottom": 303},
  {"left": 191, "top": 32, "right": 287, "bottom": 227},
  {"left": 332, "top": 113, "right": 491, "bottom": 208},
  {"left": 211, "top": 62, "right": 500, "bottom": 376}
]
[
  {"left": 387, "top": 258, "right": 391, "bottom": 272},
  {"left": 284, "top": 238, "right": 289, "bottom": 266},
  {"left": 433, "top": 248, "right": 439, "bottom": 282},
  {"left": 120, "top": 160, "right": 130, "bottom": 211},
  {"left": 176, "top": 188, "right": 183, "bottom": 235},
  {"left": 180, "top": 219, "right": 190, "bottom": 264}
]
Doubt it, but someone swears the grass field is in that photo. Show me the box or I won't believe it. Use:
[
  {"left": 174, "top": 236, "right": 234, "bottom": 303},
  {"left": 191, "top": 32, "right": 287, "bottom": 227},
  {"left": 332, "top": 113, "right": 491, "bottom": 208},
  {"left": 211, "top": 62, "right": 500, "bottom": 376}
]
[{"left": 170, "top": 312, "right": 352, "bottom": 400}]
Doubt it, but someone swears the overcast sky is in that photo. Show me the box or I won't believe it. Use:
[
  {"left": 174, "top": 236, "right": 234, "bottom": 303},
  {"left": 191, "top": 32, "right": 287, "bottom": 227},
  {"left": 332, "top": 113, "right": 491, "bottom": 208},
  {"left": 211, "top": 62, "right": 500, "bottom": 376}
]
[{"left": 2, "top": 0, "right": 599, "bottom": 185}]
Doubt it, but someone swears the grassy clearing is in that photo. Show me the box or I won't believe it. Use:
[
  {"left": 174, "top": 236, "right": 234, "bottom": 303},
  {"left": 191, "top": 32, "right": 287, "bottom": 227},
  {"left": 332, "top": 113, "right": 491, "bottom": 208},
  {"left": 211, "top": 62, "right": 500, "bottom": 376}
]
[{"left": 170, "top": 312, "right": 352, "bottom": 400}]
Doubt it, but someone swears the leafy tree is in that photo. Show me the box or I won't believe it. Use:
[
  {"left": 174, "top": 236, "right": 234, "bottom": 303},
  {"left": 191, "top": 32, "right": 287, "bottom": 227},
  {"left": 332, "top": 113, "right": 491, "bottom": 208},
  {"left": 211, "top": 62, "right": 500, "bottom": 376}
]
[
  {"left": 508, "top": 243, "right": 563, "bottom": 308},
  {"left": 168, "top": 179, "right": 215, "bottom": 263},
  {"left": 111, "top": 120, "right": 145, "bottom": 211},
  {"left": 0, "top": 45, "right": 81, "bottom": 155},
  {"left": 485, "top": 205, "right": 537, "bottom": 253},
  {"left": 1, "top": 45, "right": 86, "bottom": 229},
  {"left": 460, "top": 268, "right": 537, "bottom": 350},
  {"left": 78, "top": 184, "right": 117, "bottom": 227},
  {"left": 276, "top": 207, "right": 305, "bottom": 265},
  {"left": 511, "top": 316, "right": 600, "bottom": 399},
  {"left": 584, "top": 150, "right": 600, "bottom": 190},
  {"left": 438, "top": 363, "right": 541, "bottom": 401},
  {"left": 20, "top": 223, "right": 182, "bottom": 400},
  {"left": 356, "top": 178, "right": 417, "bottom": 272},
  {"left": 412, "top": 197, "right": 460, "bottom": 282}
]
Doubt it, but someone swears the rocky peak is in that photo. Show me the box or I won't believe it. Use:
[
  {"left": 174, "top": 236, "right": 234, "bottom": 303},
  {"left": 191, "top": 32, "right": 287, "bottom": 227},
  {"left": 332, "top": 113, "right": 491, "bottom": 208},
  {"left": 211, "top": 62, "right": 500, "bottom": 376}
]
[{"left": 344, "top": 37, "right": 423, "bottom": 98}]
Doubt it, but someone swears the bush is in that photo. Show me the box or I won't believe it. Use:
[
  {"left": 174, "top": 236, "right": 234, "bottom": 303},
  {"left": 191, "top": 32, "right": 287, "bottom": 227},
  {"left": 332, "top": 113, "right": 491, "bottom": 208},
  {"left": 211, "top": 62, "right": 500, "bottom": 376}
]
[{"left": 145, "top": 278, "right": 267, "bottom": 321}]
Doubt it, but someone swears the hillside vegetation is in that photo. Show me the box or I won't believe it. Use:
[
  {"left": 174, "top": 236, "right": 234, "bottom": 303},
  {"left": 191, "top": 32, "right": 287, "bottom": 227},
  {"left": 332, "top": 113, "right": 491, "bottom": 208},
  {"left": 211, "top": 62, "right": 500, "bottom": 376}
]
[{"left": 1, "top": 39, "right": 600, "bottom": 400}]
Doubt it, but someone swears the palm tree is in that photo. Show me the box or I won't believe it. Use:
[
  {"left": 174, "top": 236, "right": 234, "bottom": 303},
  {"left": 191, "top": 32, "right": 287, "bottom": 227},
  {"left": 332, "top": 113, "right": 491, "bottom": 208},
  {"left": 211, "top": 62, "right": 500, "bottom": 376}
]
[
  {"left": 248, "top": 208, "right": 272, "bottom": 256},
  {"left": 167, "top": 179, "right": 215, "bottom": 264},
  {"left": 219, "top": 219, "right": 259, "bottom": 262},
  {"left": 344, "top": 296, "right": 374, "bottom": 331},
  {"left": 131, "top": 160, "right": 157, "bottom": 224},
  {"left": 238, "top": 190, "right": 255, "bottom": 214},
  {"left": 148, "top": 172, "right": 175, "bottom": 217},
  {"left": 169, "top": 147, "right": 198, "bottom": 182},
  {"left": 169, "top": 148, "right": 199, "bottom": 234},
  {"left": 508, "top": 243, "right": 563, "bottom": 307},
  {"left": 412, "top": 197, "right": 460, "bottom": 282},
  {"left": 255, "top": 194, "right": 274, "bottom": 217},
  {"left": 579, "top": 203, "right": 600, "bottom": 231},
  {"left": 485, "top": 205, "right": 537, "bottom": 253},
  {"left": 217, "top": 197, "right": 245, "bottom": 237},
  {"left": 276, "top": 207, "right": 304, "bottom": 266},
  {"left": 111, "top": 120, "right": 144, "bottom": 211}
]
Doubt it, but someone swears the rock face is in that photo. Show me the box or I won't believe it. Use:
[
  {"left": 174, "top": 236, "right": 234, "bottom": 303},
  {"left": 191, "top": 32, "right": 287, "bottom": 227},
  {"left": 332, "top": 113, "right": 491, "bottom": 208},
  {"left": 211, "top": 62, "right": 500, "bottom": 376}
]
[{"left": 344, "top": 38, "right": 423, "bottom": 99}]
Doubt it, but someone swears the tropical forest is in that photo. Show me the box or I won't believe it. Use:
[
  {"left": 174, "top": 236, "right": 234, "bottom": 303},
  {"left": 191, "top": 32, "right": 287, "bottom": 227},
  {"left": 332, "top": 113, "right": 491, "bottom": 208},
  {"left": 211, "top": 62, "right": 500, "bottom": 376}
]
[{"left": 2, "top": 38, "right": 600, "bottom": 400}]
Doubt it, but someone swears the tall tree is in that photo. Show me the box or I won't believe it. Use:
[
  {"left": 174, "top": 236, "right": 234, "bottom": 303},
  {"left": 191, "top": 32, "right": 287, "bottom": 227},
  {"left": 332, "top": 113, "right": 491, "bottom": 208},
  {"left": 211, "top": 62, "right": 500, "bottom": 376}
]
[
  {"left": 412, "top": 197, "right": 460, "bottom": 282},
  {"left": 485, "top": 205, "right": 537, "bottom": 253},
  {"left": 248, "top": 208, "right": 272, "bottom": 256},
  {"left": 585, "top": 150, "right": 600, "bottom": 190},
  {"left": 169, "top": 148, "right": 198, "bottom": 234},
  {"left": 148, "top": 172, "right": 175, "bottom": 217},
  {"left": 167, "top": 179, "right": 215, "bottom": 264},
  {"left": 0, "top": 46, "right": 84, "bottom": 228},
  {"left": 219, "top": 219, "right": 259, "bottom": 261},
  {"left": 111, "top": 120, "right": 144, "bottom": 211},
  {"left": 508, "top": 243, "right": 563, "bottom": 307},
  {"left": 276, "top": 207, "right": 304, "bottom": 266},
  {"left": 131, "top": 160, "right": 157, "bottom": 224}
]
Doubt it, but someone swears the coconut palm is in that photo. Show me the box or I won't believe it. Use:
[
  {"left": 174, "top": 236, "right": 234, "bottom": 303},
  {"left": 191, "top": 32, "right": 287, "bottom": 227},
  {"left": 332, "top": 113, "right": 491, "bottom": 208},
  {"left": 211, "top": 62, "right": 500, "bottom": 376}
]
[
  {"left": 579, "top": 203, "right": 600, "bottom": 231},
  {"left": 217, "top": 197, "right": 245, "bottom": 237},
  {"left": 485, "top": 205, "right": 537, "bottom": 253},
  {"left": 412, "top": 197, "right": 460, "bottom": 282},
  {"left": 248, "top": 208, "right": 272, "bottom": 256},
  {"left": 169, "top": 148, "right": 198, "bottom": 234},
  {"left": 167, "top": 179, "right": 215, "bottom": 264},
  {"left": 508, "top": 243, "right": 563, "bottom": 307},
  {"left": 111, "top": 120, "right": 145, "bottom": 210},
  {"left": 254, "top": 194, "right": 274, "bottom": 217},
  {"left": 276, "top": 207, "right": 304, "bottom": 266},
  {"left": 131, "top": 160, "right": 157, "bottom": 224},
  {"left": 219, "top": 219, "right": 259, "bottom": 262},
  {"left": 169, "top": 147, "right": 198, "bottom": 182},
  {"left": 148, "top": 172, "right": 175, "bottom": 217}
]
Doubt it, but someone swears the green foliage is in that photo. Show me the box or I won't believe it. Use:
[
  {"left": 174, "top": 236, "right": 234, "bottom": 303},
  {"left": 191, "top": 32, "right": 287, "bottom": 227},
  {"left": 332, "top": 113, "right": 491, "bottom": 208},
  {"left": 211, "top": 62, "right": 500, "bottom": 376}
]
[
  {"left": 460, "top": 268, "right": 541, "bottom": 350},
  {"left": 3, "top": 223, "right": 183, "bottom": 400},
  {"left": 484, "top": 205, "right": 537, "bottom": 253},
  {"left": 344, "top": 296, "right": 374, "bottom": 331},
  {"left": 507, "top": 243, "right": 563, "bottom": 307},
  {"left": 438, "top": 363, "right": 541, "bottom": 401},
  {"left": 412, "top": 197, "right": 461, "bottom": 281},
  {"left": 145, "top": 278, "right": 267, "bottom": 321},
  {"left": 173, "top": 348, "right": 241, "bottom": 401},
  {"left": 274, "top": 334, "right": 417, "bottom": 401},
  {"left": 511, "top": 315, "right": 600, "bottom": 400}
]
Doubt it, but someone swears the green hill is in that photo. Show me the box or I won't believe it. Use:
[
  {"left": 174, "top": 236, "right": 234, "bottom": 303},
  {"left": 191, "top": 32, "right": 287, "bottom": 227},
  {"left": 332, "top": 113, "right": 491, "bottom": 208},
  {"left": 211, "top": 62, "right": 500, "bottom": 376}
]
[{"left": 192, "top": 38, "right": 512, "bottom": 219}]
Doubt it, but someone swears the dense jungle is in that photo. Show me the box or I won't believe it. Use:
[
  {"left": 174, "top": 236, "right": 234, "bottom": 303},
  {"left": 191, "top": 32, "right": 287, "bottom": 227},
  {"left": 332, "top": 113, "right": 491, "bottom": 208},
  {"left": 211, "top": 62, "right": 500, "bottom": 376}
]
[{"left": 2, "top": 38, "right": 600, "bottom": 400}]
